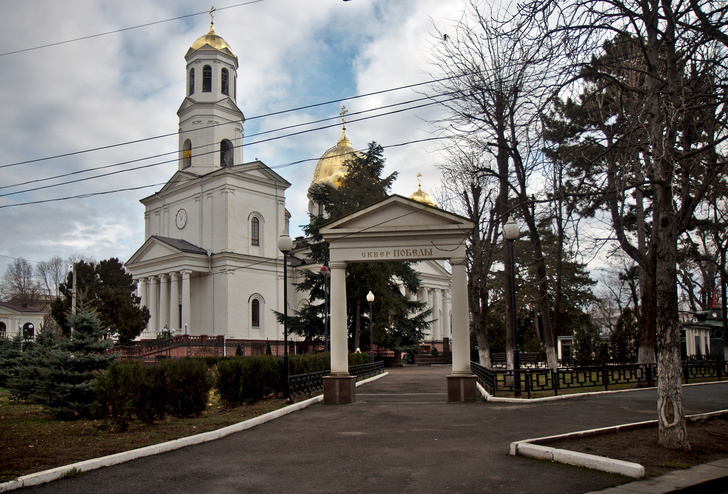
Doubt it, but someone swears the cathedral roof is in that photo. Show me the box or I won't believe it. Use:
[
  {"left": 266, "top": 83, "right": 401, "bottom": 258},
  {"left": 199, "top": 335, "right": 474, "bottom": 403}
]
[
  {"left": 310, "top": 128, "right": 363, "bottom": 186},
  {"left": 186, "top": 25, "right": 235, "bottom": 58},
  {"left": 408, "top": 175, "right": 436, "bottom": 207}
]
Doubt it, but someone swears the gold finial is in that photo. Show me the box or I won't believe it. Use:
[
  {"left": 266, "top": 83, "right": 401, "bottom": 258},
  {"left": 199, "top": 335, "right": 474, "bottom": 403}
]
[
  {"left": 210, "top": 6, "right": 215, "bottom": 29},
  {"left": 340, "top": 106, "right": 348, "bottom": 130},
  {"left": 417, "top": 173, "right": 423, "bottom": 189}
]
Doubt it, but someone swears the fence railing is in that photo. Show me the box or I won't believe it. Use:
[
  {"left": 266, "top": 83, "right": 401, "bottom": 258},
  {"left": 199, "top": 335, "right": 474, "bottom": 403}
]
[
  {"left": 471, "top": 359, "right": 726, "bottom": 399},
  {"left": 288, "top": 361, "right": 385, "bottom": 402}
]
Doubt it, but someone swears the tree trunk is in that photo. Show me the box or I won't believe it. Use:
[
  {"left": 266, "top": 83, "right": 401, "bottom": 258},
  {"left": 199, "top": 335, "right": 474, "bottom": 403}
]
[{"left": 354, "top": 297, "right": 362, "bottom": 352}]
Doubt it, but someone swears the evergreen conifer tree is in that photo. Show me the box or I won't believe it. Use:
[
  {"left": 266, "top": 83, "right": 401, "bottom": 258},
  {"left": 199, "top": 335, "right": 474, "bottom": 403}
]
[
  {"left": 39, "top": 299, "right": 116, "bottom": 419},
  {"left": 284, "top": 142, "right": 430, "bottom": 353}
]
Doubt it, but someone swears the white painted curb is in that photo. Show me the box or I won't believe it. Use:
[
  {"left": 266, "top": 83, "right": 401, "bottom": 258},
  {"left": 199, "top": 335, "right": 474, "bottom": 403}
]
[
  {"left": 509, "top": 409, "right": 728, "bottom": 479},
  {"left": 0, "top": 371, "right": 388, "bottom": 493}
]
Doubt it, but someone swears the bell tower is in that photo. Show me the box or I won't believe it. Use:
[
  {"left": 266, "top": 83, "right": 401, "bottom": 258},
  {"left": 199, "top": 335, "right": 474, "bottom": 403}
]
[{"left": 177, "top": 11, "right": 244, "bottom": 174}]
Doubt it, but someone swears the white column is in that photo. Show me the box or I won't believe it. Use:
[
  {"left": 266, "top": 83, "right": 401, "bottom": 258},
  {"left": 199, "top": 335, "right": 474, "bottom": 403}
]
[
  {"left": 450, "top": 258, "right": 470, "bottom": 375},
  {"left": 159, "top": 274, "right": 169, "bottom": 332},
  {"left": 138, "top": 277, "right": 148, "bottom": 316},
  {"left": 433, "top": 289, "right": 442, "bottom": 341},
  {"left": 181, "top": 270, "right": 191, "bottom": 334},
  {"left": 169, "top": 272, "right": 180, "bottom": 332},
  {"left": 149, "top": 276, "right": 159, "bottom": 334},
  {"left": 330, "top": 261, "right": 349, "bottom": 376},
  {"left": 427, "top": 288, "right": 435, "bottom": 340}
]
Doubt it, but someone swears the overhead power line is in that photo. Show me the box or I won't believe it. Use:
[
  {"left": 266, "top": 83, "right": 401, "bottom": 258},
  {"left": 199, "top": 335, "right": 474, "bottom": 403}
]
[
  {"left": 0, "top": 93, "right": 457, "bottom": 198},
  {"left": 0, "top": 1, "right": 265, "bottom": 58},
  {"left": 0, "top": 75, "right": 462, "bottom": 170}
]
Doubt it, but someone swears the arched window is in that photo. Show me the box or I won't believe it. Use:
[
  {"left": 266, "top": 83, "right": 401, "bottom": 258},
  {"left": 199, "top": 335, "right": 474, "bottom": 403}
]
[
  {"left": 220, "top": 139, "right": 233, "bottom": 167},
  {"left": 182, "top": 139, "right": 192, "bottom": 169},
  {"left": 202, "top": 65, "right": 212, "bottom": 92},
  {"left": 251, "top": 217, "right": 260, "bottom": 246},
  {"left": 251, "top": 299, "right": 260, "bottom": 327},
  {"left": 0, "top": 321, "right": 6, "bottom": 339},
  {"left": 188, "top": 68, "right": 195, "bottom": 95},
  {"left": 221, "top": 68, "right": 229, "bottom": 95}
]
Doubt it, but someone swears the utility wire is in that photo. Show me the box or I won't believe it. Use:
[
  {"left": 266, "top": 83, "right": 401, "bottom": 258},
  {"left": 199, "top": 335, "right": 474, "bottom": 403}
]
[
  {"left": 0, "top": 94, "right": 456, "bottom": 198},
  {"left": 0, "top": 1, "right": 265, "bottom": 58},
  {"left": 0, "top": 75, "right": 464, "bottom": 170},
  {"left": 0, "top": 135, "right": 449, "bottom": 210}
]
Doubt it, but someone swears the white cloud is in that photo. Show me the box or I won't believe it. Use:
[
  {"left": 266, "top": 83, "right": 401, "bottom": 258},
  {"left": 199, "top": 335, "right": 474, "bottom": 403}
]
[{"left": 0, "top": 0, "right": 467, "bottom": 277}]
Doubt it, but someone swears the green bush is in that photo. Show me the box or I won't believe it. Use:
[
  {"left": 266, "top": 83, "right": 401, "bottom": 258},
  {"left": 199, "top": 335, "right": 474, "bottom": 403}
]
[
  {"left": 348, "top": 352, "right": 370, "bottom": 366},
  {"left": 289, "top": 353, "right": 330, "bottom": 375},
  {"left": 216, "top": 356, "right": 281, "bottom": 407},
  {"left": 95, "top": 360, "right": 168, "bottom": 430},
  {"left": 162, "top": 358, "right": 211, "bottom": 418}
]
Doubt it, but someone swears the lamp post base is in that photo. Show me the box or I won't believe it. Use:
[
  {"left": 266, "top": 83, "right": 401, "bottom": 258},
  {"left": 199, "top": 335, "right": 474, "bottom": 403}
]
[
  {"left": 323, "top": 375, "right": 356, "bottom": 405},
  {"left": 446, "top": 374, "right": 478, "bottom": 402}
]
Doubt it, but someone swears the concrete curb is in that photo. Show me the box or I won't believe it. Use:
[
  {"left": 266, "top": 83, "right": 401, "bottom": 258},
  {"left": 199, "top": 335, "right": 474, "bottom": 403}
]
[
  {"left": 509, "top": 409, "right": 728, "bottom": 480},
  {"left": 478, "top": 377, "right": 728, "bottom": 404},
  {"left": 0, "top": 371, "right": 388, "bottom": 493}
]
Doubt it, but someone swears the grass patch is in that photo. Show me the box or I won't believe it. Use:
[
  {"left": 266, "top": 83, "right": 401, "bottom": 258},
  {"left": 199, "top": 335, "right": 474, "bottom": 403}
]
[
  {"left": 661, "top": 461, "right": 692, "bottom": 469},
  {"left": 0, "top": 388, "right": 286, "bottom": 483}
]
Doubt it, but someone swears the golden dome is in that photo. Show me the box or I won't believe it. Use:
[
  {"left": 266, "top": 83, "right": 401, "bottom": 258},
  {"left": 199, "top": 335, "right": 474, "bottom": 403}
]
[
  {"left": 187, "top": 25, "right": 235, "bottom": 57},
  {"left": 409, "top": 174, "right": 436, "bottom": 207},
  {"left": 311, "top": 128, "right": 363, "bottom": 186}
]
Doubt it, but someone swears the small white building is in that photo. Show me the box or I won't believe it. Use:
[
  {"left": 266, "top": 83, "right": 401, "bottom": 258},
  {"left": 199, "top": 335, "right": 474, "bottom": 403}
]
[{"left": 0, "top": 302, "right": 45, "bottom": 340}]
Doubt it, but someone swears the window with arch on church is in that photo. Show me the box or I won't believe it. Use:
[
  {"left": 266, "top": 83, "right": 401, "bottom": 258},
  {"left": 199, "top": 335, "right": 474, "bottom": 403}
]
[
  {"left": 182, "top": 139, "right": 192, "bottom": 168},
  {"left": 202, "top": 65, "right": 212, "bottom": 92},
  {"left": 251, "top": 299, "right": 260, "bottom": 327},
  {"left": 251, "top": 217, "right": 260, "bottom": 246},
  {"left": 220, "top": 139, "right": 233, "bottom": 167},
  {"left": 189, "top": 68, "right": 195, "bottom": 95},
  {"left": 221, "top": 68, "right": 229, "bottom": 95}
]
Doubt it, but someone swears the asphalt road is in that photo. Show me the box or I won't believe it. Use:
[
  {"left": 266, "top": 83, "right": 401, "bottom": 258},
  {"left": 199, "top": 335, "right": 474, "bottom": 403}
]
[{"left": 16, "top": 366, "right": 728, "bottom": 494}]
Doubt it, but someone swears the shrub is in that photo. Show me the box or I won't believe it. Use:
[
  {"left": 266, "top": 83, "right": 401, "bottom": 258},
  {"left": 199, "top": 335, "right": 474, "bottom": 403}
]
[
  {"left": 348, "top": 352, "right": 370, "bottom": 366},
  {"left": 216, "top": 356, "right": 281, "bottom": 407},
  {"left": 95, "top": 360, "right": 167, "bottom": 430},
  {"left": 162, "top": 358, "right": 212, "bottom": 418}
]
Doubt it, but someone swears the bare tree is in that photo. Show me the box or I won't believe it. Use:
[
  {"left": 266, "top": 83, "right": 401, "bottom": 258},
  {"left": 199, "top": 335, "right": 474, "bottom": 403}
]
[
  {"left": 522, "top": 0, "right": 728, "bottom": 450},
  {"left": 438, "top": 146, "right": 501, "bottom": 366},
  {"left": 1, "top": 258, "right": 41, "bottom": 307},
  {"left": 36, "top": 256, "right": 68, "bottom": 300},
  {"left": 430, "top": 1, "right": 563, "bottom": 370}
]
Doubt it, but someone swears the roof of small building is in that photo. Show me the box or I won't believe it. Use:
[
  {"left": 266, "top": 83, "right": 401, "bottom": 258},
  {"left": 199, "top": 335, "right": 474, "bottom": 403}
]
[{"left": 0, "top": 301, "right": 43, "bottom": 313}]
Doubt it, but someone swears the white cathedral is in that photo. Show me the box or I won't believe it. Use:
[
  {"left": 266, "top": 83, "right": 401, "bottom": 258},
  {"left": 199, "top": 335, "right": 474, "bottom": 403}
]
[{"left": 125, "top": 23, "right": 453, "bottom": 354}]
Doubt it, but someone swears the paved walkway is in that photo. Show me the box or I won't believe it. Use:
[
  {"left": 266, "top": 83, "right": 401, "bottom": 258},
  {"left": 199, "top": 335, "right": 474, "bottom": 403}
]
[{"left": 15, "top": 366, "right": 728, "bottom": 493}]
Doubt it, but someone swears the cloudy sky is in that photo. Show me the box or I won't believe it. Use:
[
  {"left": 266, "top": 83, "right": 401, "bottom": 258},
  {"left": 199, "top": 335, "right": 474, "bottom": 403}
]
[{"left": 0, "top": 0, "right": 472, "bottom": 276}]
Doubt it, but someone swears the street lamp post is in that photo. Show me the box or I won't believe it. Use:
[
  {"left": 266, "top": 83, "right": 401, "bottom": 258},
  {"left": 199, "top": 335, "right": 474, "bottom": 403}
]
[
  {"left": 320, "top": 265, "right": 330, "bottom": 353},
  {"left": 277, "top": 234, "right": 293, "bottom": 401},
  {"left": 366, "top": 291, "right": 375, "bottom": 363},
  {"left": 504, "top": 216, "right": 521, "bottom": 397}
]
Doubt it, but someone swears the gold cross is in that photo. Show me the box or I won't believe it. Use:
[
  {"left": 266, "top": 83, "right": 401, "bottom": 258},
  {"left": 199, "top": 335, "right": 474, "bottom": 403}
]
[
  {"left": 340, "top": 106, "right": 348, "bottom": 129},
  {"left": 417, "top": 172, "right": 423, "bottom": 187},
  {"left": 210, "top": 6, "right": 215, "bottom": 27}
]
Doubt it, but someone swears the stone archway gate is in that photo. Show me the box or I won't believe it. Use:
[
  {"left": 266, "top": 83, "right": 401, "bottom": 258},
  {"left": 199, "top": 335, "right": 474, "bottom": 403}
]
[{"left": 319, "top": 195, "right": 476, "bottom": 404}]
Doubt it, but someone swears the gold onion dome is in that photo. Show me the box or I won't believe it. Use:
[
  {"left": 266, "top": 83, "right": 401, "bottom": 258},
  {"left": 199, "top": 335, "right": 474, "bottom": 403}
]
[
  {"left": 311, "top": 128, "right": 363, "bottom": 186},
  {"left": 187, "top": 25, "right": 235, "bottom": 57},
  {"left": 409, "top": 175, "right": 437, "bottom": 207}
]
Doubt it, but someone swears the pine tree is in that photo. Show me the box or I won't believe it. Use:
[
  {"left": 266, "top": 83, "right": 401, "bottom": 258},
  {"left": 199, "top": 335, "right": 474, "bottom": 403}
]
[
  {"left": 39, "top": 300, "right": 116, "bottom": 420},
  {"left": 284, "top": 142, "right": 430, "bottom": 353}
]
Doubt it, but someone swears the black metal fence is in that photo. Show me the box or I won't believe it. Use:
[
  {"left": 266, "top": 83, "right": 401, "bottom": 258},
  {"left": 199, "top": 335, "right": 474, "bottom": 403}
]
[
  {"left": 288, "top": 361, "right": 385, "bottom": 402},
  {"left": 471, "top": 359, "right": 727, "bottom": 399}
]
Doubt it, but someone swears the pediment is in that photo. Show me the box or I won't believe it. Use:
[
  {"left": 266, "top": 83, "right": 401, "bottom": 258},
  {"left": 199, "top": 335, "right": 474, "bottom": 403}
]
[
  {"left": 126, "top": 236, "right": 207, "bottom": 267},
  {"left": 320, "top": 195, "right": 473, "bottom": 263},
  {"left": 321, "top": 195, "right": 472, "bottom": 234}
]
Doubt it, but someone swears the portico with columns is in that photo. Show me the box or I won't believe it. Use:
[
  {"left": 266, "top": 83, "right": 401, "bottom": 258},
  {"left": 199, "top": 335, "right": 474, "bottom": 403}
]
[{"left": 320, "top": 194, "right": 475, "bottom": 404}]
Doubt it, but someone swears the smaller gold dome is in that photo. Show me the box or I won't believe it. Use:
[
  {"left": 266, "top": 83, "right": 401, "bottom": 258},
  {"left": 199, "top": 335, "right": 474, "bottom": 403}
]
[
  {"left": 409, "top": 174, "right": 436, "bottom": 207},
  {"left": 188, "top": 25, "right": 235, "bottom": 56}
]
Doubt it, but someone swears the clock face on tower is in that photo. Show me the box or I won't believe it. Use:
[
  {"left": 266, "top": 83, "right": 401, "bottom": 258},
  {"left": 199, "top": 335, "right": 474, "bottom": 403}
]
[{"left": 175, "top": 208, "right": 187, "bottom": 229}]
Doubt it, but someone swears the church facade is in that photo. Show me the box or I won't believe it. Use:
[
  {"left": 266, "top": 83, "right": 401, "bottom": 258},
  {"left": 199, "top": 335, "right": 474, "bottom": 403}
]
[{"left": 125, "top": 23, "right": 453, "bottom": 352}]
